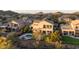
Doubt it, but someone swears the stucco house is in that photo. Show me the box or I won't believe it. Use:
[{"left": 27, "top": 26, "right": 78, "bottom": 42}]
[
  {"left": 6, "top": 19, "right": 32, "bottom": 31},
  {"left": 7, "top": 20, "right": 20, "bottom": 31},
  {"left": 31, "top": 19, "right": 53, "bottom": 35},
  {"left": 61, "top": 19, "right": 79, "bottom": 37},
  {"left": 58, "top": 14, "right": 78, "bottom": 22}
]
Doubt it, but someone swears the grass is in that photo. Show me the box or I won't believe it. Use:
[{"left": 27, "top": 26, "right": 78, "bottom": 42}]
[{"left": 61, "top": 36, "right": 79, "bottom": 45}]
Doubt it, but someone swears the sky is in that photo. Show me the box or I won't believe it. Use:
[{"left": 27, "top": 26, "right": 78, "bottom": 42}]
[{"left": 13, "top": 10, "right": 79, "bottom": 14}]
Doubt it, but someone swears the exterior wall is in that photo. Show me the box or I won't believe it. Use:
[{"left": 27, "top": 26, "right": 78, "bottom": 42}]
[
  {"left": 7, "top": 21, "right": 20, "bottom": 31},
  {"left": 31, "top": 20, "right": 53, "bottom": 35},
  {"left": 61, "top": 20, "right": 79, "bottom": 36},
  {"left": 8, "top": 23, "right": 19, "bottom": 29}
]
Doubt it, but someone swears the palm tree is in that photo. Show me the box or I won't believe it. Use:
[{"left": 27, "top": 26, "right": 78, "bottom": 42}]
[
  {"left": 44, "top": 31, "right": 61, "bottom": 43},
  {"left": 44, "top": 31, "right": 62, "bottom": 48}
]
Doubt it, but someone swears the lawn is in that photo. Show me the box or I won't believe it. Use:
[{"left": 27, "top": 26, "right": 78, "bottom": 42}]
[{"left": 61, "top": 36, "right": 79, "bottom": 45}]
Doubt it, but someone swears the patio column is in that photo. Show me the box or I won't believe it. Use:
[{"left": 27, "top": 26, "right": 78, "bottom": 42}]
[{"left": 68, "top": 31, "right": 70, "bottom": 36}]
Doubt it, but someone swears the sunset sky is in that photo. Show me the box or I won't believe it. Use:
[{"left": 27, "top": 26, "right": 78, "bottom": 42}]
[{"left": 13, "top": 10, "right": 79, "bottom": 14}]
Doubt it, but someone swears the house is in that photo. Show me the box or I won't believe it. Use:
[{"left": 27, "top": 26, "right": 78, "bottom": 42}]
[
  {"left": 61, "top": 19, "right": 79, "bottom": 37},
  {"left": 6, "top": 17, "right": 31, "bottom": 31},
  {"left": 58, "top": 15, "right": 72, "bottom": 22},
  {"left": 58, "top": 14, "right": 78, "bottom": 22},
  {"left": 31, "top": 19, "right": 53, "bottom": 35}
]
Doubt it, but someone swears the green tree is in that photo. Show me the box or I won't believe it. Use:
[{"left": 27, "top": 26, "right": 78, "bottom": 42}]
[
  {"left": 21, "top": 26, "right": 32, "bottom": 33},
  {"left": 52, "top": 12, "right": 63, "bottom": 21},
  {"left": 7, "top": 32, "right": 19, "bottom": 42},
  {"left": 43, "top": 31, "right": 62, "bottom": 48},
  {"left": 44, "top": 31, "right": 62, "bottom": 48}
]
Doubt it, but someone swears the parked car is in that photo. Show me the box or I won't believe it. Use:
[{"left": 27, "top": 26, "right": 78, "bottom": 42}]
[{"left": 19, "top": 33, "right": 32, "bottom": 40}]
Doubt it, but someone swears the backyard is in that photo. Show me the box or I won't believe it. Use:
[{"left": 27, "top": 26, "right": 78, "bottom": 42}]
[{"left": 61, "top": 36, "right": 79, "bottom": 45}]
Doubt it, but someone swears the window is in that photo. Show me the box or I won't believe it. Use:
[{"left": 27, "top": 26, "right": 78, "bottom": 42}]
[
  {"left": 31, "top": 27, "right": 33, "bottom": 29},
  {"left": 43, "top": 31, "right": 46, "bottom": 34},
  {"left": 69, "top": 31, "right": 74, "bottom": 36},
  {"left": 63, "top": 31, "right": 68, "bottom": 35},
  {"left": 47, "top": 31, "right": 52, "bottom": 34},
  {"left": 76, "top": 26, "right": 78, "bottom": 29},
  {"left": 12, "top": 28, "right": 16, "bottom": 31},
  {"left": 14, "top": 24, "right": 18, "bottom": 27},
  {"left": 40, "top": 30, "right": 41, "bottom": 32},
  {"left": 50, "top": 25, "right": 52, "bottom": 28},
  {"left": 47, "top": 25, "right": 52, "bottom": 28},
  {"left": 43, "top": 25, "right": 46, "bottom": 28},
  {"left": 43, "top": 25, "right": 52, "bottom": 28},
  {"left": 47, "top": 25, "right": 49, "bottom": 28},
  {"left": 7, "top": 24, "right": 10, "bottom": 27}
]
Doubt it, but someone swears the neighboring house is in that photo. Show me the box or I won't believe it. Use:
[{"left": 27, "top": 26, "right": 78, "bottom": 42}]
[
  {"left": 31, "top": 19, "right": 53, "bottom": 35},
  {"left": 6, "top": 17, "right": 31, "bottom": 31},
  {"left": 58, "top": 14, "right": 78, "bottom": 22},
  {"left": 61, "top": 19, "right": 79, "bottom": 37},
  {"left": 7, "top": 20, "right": 20, "bottom": 31},
  {"left": 58, "top": 15, "right": 72, "bottom": 22}
]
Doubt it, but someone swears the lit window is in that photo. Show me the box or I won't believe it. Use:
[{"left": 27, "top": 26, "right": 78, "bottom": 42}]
[
  {"left": 43, "top": 25, "right": 46, "bottom": 28},
  {"left": 47, "top": 25, "right": 49, "bottom": 28},
  {"left": 50, "top": 25, "right": 52, "bottom": 28}
]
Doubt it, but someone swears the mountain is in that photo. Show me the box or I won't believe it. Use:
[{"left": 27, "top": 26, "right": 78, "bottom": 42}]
[{"left": 0, "top": 10, "right": 19, "bottom": 16}]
